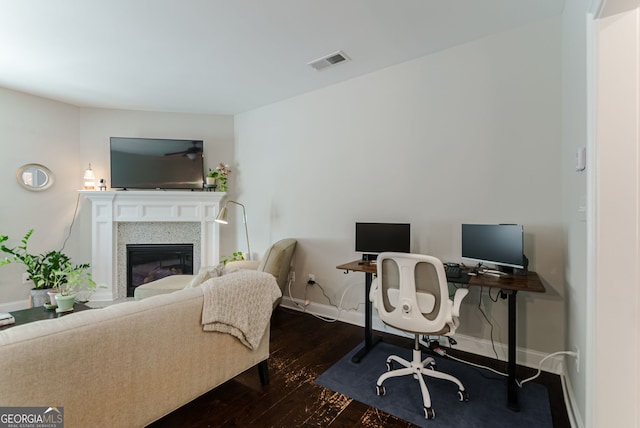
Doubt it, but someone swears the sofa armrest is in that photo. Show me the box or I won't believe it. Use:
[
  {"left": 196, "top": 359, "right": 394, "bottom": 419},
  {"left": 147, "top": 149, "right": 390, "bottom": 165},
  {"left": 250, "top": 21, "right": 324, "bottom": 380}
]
[{"left": 224, "top": 260, "right": 260, "bottom": 272}]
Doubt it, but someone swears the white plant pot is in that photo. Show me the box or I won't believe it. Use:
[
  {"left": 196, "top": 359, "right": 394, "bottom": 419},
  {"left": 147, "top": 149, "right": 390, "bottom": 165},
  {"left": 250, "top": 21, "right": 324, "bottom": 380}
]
[{"left": 47, "top": 291, "right": 59, "bottom": 307}]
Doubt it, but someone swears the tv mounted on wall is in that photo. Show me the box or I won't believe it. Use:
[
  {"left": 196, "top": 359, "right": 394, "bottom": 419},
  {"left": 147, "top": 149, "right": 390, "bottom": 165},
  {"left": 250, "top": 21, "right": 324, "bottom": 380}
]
[{"left": 110, "top": 137, "right": 204, "bottom": 190}]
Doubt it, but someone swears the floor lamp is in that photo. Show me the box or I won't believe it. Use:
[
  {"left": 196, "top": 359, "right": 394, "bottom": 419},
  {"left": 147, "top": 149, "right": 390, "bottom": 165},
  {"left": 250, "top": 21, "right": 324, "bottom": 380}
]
[{"left": 215, "top": 200, "right": 252, "bottom": 260}]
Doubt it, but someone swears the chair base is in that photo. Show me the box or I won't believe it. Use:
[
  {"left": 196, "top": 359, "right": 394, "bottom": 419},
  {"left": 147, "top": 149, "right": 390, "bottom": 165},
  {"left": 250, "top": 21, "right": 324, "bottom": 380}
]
[{"left": 375, "top": 337, "right": 469, "bottom": 419}]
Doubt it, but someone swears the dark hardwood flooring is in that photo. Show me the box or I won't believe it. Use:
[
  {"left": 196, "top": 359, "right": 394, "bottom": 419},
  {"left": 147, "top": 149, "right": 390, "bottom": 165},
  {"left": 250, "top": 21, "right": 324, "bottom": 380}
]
[{"left": 149, "top": 308, "right": 570, "bottom": 427}]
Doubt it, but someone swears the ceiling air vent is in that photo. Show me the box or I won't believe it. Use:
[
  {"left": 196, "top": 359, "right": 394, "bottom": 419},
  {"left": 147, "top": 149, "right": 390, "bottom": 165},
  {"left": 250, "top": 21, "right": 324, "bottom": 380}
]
[{"left": 307, "top": 50, "right": 350, "bottom": 71}]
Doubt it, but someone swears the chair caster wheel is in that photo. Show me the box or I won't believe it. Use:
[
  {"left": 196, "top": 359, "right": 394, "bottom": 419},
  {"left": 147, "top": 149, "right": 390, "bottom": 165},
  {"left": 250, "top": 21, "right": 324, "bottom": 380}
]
[
  {"left": 457, "top": 389, "right": 469, "bottom": 401},
  {"left": 424, "top": 407, "right": 436, "bottom": 419},
  {"left": 376, "top": 385, "right": 386, "bottom": 396}
]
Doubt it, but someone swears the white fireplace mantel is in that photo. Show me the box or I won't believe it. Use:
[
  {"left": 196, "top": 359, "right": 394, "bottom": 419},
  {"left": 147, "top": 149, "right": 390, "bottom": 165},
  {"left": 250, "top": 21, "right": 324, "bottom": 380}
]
[{"left": 79, "top": 190, "right": 225, "bottom": 301}]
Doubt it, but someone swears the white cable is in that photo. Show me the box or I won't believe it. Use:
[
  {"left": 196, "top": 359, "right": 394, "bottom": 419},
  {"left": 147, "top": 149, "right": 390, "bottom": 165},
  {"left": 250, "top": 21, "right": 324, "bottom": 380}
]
[
  {"left": 516, "top": 351, "right": 577, "bottom": 387},
  {"left": 296, "top": 279, "right": 366, "bottom": 323},
  {"left": 445, "top": 352, "right": 509, "bottom": 378},
  {"left": 434, "top": 346, "right": 578, "bottom": 388},
  {"left": 286, "top": 277, "right": 306, "bottom": 311}
]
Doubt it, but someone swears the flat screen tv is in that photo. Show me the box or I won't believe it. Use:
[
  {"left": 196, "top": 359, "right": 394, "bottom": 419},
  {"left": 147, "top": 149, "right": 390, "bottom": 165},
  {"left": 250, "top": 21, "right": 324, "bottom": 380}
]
[
  {"left": 461, "top": 224, "right": 525, "bottom": 269},
  {"left": 355, "top": 222, "right": 411, "bottom": 261},
  {"left": 110, "top": 137, "right": 204, "bottom": 189}
]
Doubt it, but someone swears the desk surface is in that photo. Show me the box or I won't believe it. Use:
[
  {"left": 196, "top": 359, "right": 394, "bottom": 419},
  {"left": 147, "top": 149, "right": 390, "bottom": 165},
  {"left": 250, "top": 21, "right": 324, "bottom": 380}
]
[
  {"left": 336, "top": 260, "right": 545, "bottom": 294},
  {"left": 336, "top": 260, "right": 378, "bottom": 274}
]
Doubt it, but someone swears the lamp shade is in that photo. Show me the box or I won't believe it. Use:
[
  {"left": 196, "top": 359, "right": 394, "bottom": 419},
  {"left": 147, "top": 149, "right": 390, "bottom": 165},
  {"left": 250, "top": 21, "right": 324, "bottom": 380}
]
[
  {"left": 215, "top": 206, "right": 228, "bottom": 224},
  {"left": 83, "top": 164, "right": 96, "bottom": 190}
]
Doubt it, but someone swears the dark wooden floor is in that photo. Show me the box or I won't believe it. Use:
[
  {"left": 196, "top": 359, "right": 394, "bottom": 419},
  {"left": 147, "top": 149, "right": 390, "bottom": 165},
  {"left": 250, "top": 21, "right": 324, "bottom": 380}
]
[{"left": 149, "top": 308, "right": 570, "bottom": 427}]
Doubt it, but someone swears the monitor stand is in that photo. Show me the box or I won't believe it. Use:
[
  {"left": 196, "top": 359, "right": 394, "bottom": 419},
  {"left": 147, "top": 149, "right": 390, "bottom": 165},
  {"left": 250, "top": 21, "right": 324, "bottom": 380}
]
[{"left": 362, "top": 253, "right": 377, "bottom": 262}]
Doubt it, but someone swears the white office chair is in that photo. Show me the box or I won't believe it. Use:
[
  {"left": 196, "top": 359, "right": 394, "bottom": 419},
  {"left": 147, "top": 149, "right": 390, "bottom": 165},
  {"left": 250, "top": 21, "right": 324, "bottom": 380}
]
[{"left": 369, "top": 252, "right": 470, "bottom": 420}]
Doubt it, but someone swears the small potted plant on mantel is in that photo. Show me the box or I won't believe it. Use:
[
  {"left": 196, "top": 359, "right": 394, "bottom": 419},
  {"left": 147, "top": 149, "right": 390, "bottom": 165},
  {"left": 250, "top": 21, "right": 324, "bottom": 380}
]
[
  {"left": 0, "top": 229, "right": 94, "bottom": 308},
  {"left": 205, "top": 163, "right": 231, "bottom": 192}
]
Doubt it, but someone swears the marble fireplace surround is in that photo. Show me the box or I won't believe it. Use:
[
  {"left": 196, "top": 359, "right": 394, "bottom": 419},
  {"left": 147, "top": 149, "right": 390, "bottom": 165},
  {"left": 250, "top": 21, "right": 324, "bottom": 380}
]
[{"left": 79, "top": 191, "right": 225, "bottom": 301}]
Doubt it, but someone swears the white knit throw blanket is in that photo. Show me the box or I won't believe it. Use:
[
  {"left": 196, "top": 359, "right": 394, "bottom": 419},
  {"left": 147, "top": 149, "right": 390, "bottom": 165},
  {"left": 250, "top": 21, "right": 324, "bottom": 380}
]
[{"left": 201, "top": 269, "right": 282, "bottom": 350}]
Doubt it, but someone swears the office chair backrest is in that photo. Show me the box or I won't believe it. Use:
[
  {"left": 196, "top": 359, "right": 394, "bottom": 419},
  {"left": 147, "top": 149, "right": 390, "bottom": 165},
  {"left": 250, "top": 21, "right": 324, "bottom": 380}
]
[{"left": 372, "top": 252, "right": 452, "bottom": 335}]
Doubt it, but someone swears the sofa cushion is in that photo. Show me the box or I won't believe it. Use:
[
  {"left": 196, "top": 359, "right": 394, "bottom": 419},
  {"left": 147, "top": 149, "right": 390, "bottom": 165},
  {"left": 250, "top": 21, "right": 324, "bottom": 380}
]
[
  {"left": 186, "top": 269, "right": 211, "bottom": 288},
  {"left": 134, "top": 274, "right": 194, "bottom": 300}
]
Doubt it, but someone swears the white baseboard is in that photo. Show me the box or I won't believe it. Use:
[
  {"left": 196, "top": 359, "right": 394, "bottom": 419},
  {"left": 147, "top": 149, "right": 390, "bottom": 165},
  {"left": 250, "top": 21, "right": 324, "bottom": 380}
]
[
  {"left": 281, "top": 296, "right": 566, "bottom": 375},
  {"left": 90, "top": 289, "right": 115, "bottom": 302},
  {"left": 0, "top": 300, "right": 29, "bottom": 312},
  {"left": 560, "top": 359, "right": 584, "bottom": 428}
]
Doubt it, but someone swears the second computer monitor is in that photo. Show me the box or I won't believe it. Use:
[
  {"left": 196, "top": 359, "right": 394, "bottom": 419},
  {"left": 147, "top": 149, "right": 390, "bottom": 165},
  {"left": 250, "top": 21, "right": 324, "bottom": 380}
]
[
  {"left": 355, "top": 222, "right": 411, "bottom": 261},
  {"left": 461, "top": 224, "right": 525, "bottom": 269}
]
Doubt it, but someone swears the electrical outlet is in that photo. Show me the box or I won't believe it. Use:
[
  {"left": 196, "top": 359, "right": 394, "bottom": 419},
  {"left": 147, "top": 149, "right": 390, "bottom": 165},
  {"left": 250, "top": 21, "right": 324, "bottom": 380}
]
[
  {"left": 22, "top": 273, "right": 32, "bottom": 284},
  {"left": 308, "top": 274, "right": 315, "bottom": 284}
]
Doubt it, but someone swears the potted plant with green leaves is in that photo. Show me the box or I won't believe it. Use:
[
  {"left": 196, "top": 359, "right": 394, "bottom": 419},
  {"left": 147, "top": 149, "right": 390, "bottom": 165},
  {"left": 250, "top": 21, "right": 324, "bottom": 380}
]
[
  {"left": 1, "top": 230, "right": 93, "bottom": 307},
  {"left": 52, "top": 261, "right": 97, "bottom": 312},
  {"left": 206, "top": 163, "right": 231, "bottom": 192},
  {"left": 205, "top": 169, "right": 217, "bottom": 187}
]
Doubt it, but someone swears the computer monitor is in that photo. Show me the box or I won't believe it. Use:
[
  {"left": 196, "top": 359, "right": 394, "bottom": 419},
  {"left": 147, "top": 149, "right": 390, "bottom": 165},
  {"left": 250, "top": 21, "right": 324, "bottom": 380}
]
[
  {"left": 461, "top": 224, "right": 525, "bottom": 269},
  {"left": 355, "top": 222, "right": 411, "bottom": 261}
]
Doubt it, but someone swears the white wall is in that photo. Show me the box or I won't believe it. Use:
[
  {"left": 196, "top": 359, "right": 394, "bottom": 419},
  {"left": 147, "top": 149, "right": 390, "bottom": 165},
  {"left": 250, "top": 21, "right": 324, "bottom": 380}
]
[
  {"left": 0, "top": 91, "right": 235, "bottom": 310},
  {"left": 235, "top": 18, "right": 565, "bottom": 355},
  {"left": 593, "top": 6, "right": 640, "bottom": 427},
  {"left": 0, "top": 88, "right": 81, "bottom": 308},
  {"left": 561, "top": 0, "right": 591, "bottom": 424}
]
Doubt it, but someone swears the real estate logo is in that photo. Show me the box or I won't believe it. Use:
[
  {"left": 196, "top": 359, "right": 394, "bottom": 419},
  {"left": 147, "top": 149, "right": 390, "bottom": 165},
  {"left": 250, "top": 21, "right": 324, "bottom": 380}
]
[{"left": 0, "top": 406, "right": 64, "bottom": 428}]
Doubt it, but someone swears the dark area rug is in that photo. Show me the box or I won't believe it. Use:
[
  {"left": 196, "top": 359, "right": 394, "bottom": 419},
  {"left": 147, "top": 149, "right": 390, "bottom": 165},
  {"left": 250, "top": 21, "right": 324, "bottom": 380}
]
[{"left": 316, "top": 341, "right": 552, "bottom": 428}]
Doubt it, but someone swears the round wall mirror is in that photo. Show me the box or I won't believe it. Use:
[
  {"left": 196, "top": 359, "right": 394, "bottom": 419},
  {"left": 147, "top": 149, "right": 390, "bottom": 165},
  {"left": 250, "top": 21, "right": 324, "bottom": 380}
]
[{"left": 16, "top": 163, "right": 54, "bottom": 191}]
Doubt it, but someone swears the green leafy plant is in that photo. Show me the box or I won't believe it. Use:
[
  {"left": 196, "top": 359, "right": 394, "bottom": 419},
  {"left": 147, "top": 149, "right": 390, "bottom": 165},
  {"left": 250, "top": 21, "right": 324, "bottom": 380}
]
[
  {"left": 207, "top": 163, "right": 231, "bottom": 192},
  {"left": 54, "top": 261, "right": 97, "bottom": 296},
  {"left": 1, "top": 229, "right": 92, "bottom": 290},
  {"left": 220, "top": 251, "right": 244, "bottom": 266}
]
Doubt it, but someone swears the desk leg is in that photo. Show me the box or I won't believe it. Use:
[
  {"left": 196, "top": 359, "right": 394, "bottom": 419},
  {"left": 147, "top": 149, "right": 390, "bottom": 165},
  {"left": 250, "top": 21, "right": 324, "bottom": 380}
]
[
  {"left": 351, "top": 271, "right": 382, "bottom": 363},
  {"left": 507, "top": 290, "right": 519, "bottom": 411}
]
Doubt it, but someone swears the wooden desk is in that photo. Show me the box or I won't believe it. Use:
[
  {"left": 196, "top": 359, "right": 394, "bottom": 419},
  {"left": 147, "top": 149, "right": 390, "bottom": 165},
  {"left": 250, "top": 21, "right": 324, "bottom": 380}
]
[{"left": 337, "top": 259, "right": 545, "bottom": 412}]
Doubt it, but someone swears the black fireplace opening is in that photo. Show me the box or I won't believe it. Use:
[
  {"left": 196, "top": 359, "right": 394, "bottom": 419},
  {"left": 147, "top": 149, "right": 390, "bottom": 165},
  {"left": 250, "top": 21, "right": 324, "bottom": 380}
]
[{"left": 126, "top": 243, "right": 194, "bottom": 297}]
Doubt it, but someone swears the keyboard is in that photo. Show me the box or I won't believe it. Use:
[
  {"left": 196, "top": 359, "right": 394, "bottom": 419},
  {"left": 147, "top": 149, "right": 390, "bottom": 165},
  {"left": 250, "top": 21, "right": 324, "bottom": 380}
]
[{"left": 444, "top": 265, "right": 461, "bottom": 278}]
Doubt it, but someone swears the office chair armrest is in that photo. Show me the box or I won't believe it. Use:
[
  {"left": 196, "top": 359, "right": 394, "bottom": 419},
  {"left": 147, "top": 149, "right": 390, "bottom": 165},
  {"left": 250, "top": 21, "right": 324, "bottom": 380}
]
[{"left": 451, "top": 288, "right": 469, "bottom": 317}]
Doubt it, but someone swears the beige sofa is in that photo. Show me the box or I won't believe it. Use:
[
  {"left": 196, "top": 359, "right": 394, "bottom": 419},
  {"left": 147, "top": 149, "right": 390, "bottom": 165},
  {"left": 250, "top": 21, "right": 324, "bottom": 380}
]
[
  {"left": 134, "top": 238, "right": 297, "bottom": 306},
  {"left": 0, "top": 286, "right": 270, "bottom": 427}
]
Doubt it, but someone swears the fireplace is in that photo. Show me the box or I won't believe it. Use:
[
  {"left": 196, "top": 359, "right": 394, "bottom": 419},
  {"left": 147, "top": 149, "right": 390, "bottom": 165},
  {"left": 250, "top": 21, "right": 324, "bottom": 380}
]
[
  {"left": 127, "top": 244, "right": 193, "bottom": 297},
  {"left": 126, "top": 244, "right": 194, "bottom": 297},
  {"left": 79, "top": 191, "right": 224, "bottom": 301}
]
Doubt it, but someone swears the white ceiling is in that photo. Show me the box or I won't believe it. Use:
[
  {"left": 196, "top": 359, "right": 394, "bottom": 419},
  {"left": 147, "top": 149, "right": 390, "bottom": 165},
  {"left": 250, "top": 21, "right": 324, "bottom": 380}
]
[{"left": 0, "top": 0, "right": 564, "bottom": 115}]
